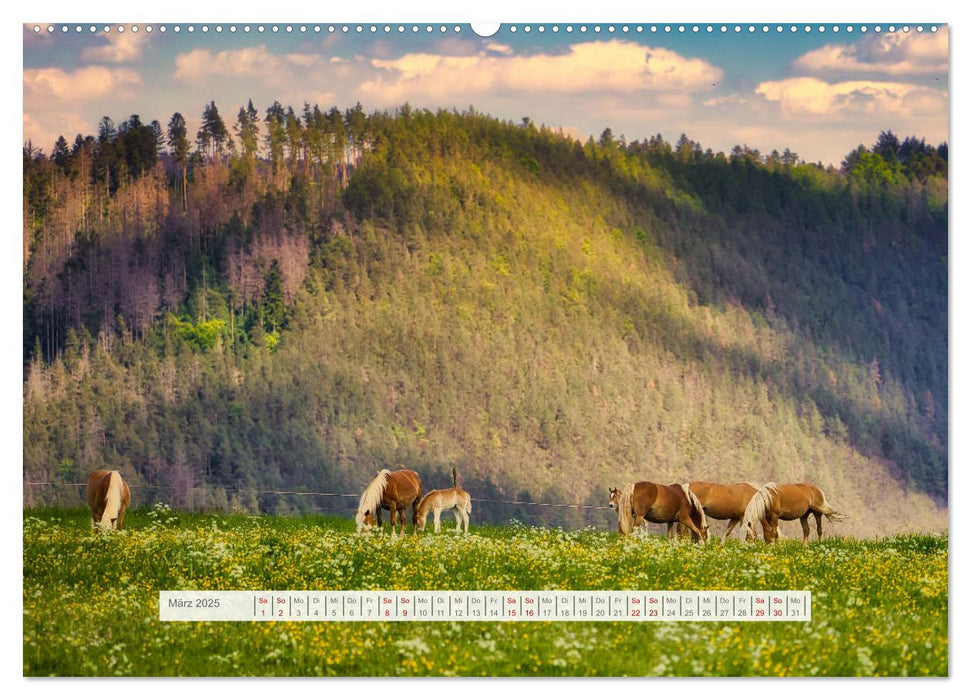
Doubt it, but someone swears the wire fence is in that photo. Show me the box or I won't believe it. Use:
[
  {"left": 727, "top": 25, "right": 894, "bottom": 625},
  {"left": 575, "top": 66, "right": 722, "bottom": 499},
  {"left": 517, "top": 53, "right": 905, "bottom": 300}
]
[{"left": 23, "top": 481, "right": 611, "bottom": 517}]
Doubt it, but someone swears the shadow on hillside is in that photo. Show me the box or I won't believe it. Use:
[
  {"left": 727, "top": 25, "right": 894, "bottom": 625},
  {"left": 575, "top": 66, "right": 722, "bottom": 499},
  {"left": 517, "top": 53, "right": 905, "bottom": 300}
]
[{"left": 629, "top": 287, "right": 946, "bottom": 505}]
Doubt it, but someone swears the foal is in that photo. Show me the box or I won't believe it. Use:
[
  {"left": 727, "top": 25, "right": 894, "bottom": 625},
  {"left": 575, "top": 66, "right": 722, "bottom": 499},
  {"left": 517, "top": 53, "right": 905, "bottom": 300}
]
[{"left": 416, "top": 469, "right": 472, "bottom": 534}]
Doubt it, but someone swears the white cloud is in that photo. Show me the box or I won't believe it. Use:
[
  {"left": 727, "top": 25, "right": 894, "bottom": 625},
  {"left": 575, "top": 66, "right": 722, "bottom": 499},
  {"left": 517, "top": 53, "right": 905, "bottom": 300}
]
[
  {"left": 23, "top": 66, "right": 141, "bottom": 102},
  {"left": 745, "top": 28, "right": 949, "bottom": 163},
  {"left": 172, "top": 46, "right": 341, "bottom": 110},
  {"left": 23, "top": 110, "right": 94, "bottom": 152},
  {"left": 174, "top": 46, "right": 292, "bottom": 83},
  {"left": 702, "top": 94, "right": 749, "bottom": 108},
  {"left": 173, "top": 45, "right": 350, "bottom": 85},
  {"left": 793, "top": 28, "right": 948, "bottom": 77},
  {"left": 756, "top": 77, "right": 947, "bottom": 120},
  {"left": 23, "top": 65, "right": 142, "bottom": 150},
  {"left": 484, "top": 41, "right": 513, "bottom": 55},
  {"left": 166, "top": 40, "right": 722, "bottom": 127},
  {"left": 80, "top": 30, "right": 149, "bottom": 63},
  {"left": 360, "top": 40, "right": 722, "bottom": 104},
  {"left": 285, "top": 53, "right": 321, "bottom": 68}
]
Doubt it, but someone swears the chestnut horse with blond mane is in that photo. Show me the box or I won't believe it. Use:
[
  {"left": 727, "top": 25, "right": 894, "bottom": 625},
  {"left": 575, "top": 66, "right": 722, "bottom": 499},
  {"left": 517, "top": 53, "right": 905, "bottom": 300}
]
[
  {"left": 609, "top": 482, "right": 708, "bottom": 543},
  {"left": 685, "top": 481, "right": 758, "bottom": 540},
  {"left": 85, "top": 470, "right": 131, "bottom": 531},
  {"left": 741, "top": 482, "right": 845, "bottom": 543},
  {"left": 356, "top": 469, "right": 423, "bottom": 536}
]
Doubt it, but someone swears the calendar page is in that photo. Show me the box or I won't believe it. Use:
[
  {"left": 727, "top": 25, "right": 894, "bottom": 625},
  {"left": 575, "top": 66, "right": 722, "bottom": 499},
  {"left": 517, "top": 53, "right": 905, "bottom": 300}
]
[{"left": 22, "top": 14, "right": 948, "bottom": 679}]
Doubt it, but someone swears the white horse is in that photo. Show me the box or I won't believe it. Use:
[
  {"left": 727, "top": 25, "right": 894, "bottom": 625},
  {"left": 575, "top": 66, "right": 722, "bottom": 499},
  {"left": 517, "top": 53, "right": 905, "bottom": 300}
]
[
  {"left": 415, "top": 469, "right": 472, "bottom": 534},
  {"left": 85, "top": 470, "right": 131, "bottom": 531}
]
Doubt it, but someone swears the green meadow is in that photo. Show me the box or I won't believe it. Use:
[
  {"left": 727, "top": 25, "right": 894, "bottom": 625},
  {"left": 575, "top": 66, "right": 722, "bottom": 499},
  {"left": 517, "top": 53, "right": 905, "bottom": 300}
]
[{"left": 23, "top": 507, "right": 947, "bottom": 677}]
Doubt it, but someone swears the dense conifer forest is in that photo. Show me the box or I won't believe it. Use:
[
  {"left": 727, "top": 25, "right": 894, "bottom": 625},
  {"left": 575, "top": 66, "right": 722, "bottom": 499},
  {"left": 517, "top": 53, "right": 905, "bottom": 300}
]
[{"left": 22, "top": 103, "right": 947, "bottom": 534}]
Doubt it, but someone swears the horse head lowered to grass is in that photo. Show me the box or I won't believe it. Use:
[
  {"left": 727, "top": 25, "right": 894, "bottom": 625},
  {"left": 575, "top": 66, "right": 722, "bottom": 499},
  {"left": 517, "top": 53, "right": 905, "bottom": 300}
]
[
  {"left": 609, "top": 481, "right": 708, "bottom": 543},
  {"left": 85, "top": 470, "right": 131, "bottom": 531},
  {"left": 416, "top": 468, "right": 472, "bottom": 534},
  {"left": 740, "top": 482, "right": 845, "bottom": 543},
  {"left": 683, "top": 481, "right": 758, "bottom": 540},
  {"left": 356, "top": 468, "right": 423, "bottom": 537}
]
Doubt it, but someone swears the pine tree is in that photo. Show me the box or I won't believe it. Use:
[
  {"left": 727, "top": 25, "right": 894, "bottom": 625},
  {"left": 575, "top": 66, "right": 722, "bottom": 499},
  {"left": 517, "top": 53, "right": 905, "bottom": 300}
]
[
  {"left": 150, "top": 120, "right": 164, "bottom": 155},
  {"left": 236, "top": 99, "right": 260, "bottom": 161},
  {"left": 167, "top": 112, "right": 190, "bottom": 210},
  {"left": 95, "top": 116, "right": 122, "bottom": 194},
  {"left": 197, "top": 101, "right": 229, "bottom": 162},
  {"left": 326, "top": 106, "right": 346, "bottom": 183},
  {"left": 345, "top": 102, "right": 367, "bottom": 167},
  {"left": 51, "top": 135, "right": 70, "bottom": 172},
  {"left": 265, "top": 101, "right": 287, "bottom": 177},
  {"left": 262, "top": 260, "right": 286, "bottom": 333}
]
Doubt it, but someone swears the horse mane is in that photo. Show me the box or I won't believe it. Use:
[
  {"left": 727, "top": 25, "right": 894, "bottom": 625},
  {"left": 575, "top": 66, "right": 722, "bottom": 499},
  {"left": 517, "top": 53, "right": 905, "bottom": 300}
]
[
  {"left": 740, "top": 482, "right": 779, "bottom": 538},
  {"left": 680, "top": 483, "right": 708, "bottom": 533},
  {"left": 356, "top": 470, "right": 391, "bottom": 527},
  {"left": 416, "top": 490, "right": 435, "bottom": 519},
  {"left": 617, "top": 482, "right": 636, "bottom": 536},
  {"left": 101, "top": 471, "right": 123, "bottom": 528},
  {"left": 452, "top": 467, "right": 458, "bottom": 488}
]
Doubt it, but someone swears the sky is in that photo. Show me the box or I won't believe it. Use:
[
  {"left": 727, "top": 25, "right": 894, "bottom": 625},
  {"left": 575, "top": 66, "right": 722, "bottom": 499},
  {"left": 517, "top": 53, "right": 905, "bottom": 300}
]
[{"left": 22, "top": 18, "right": 949, "bottom": 168}]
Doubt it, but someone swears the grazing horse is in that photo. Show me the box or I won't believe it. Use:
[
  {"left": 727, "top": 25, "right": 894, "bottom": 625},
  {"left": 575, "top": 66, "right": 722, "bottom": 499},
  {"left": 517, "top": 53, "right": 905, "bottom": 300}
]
[
  {"left": 684, "top": 481, "right": 758, "bottom": 540},
  {"left": 85, "top": 470, "right": 131, "bottom": 531},
  {"left": 741, "top": 482, "right": 845, "bottom": 543},
  {"left": 416, "top": 469, "right": 472, "bottom": 534},
  {"left": 356, "top": 469, "right": 423, "bottom": 537},
  {"left": 608, "top": 482, "right": 708, "bottom": 543}
]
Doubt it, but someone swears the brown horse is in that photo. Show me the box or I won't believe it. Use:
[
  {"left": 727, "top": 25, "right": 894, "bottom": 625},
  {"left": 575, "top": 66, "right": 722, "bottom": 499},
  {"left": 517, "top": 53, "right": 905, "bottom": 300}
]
[
  {"left": 685, "top": 481, "right": 758, "bottom": 540},
  {"left": 356, "top": 469, "right": 424, "bottom": 537},
  {"left": 85, "top": 470, "right": 131, "bottom": 531},
  {"left": 608, "top": 482, "right": 708, "bottom": 543},
  {"left": 741, "top": 482, "right": 845, "bottom": 543}
]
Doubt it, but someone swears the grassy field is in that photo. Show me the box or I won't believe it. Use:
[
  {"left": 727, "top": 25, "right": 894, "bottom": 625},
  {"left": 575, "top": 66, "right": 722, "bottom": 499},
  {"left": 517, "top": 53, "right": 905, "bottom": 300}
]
[{"left": 23, "top": 506, "right": 948, "bottom": 677}]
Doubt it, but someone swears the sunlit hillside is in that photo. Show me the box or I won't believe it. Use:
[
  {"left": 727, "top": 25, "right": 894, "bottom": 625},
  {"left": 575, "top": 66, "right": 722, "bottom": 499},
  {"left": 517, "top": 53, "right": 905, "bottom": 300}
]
[{"left": 23, "top": 106, "right": 948, "bottom": 535}]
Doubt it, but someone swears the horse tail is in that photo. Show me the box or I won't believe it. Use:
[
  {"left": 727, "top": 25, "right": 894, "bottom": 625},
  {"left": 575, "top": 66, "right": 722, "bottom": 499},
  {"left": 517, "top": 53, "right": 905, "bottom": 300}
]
[
  {"left": 681, "top": 484, "right": 708, "bottom": 535},
  {"left": 356, "top": 469, "right": 391, "bottom": 529},
  {"left": 740, "top": 482, "right": 778, "bottom": 539},
  {"left": 452, "top": 467, "right": 458, "bottom": 488},
  {"left": 815, "top": 487, "right": 847, "bottom": 523},
  {"left": 101, "top": 471, "right": 123, "bottom": 529},
  {"left": 617, "top": 482, "right": 636, "bottom": 536}
]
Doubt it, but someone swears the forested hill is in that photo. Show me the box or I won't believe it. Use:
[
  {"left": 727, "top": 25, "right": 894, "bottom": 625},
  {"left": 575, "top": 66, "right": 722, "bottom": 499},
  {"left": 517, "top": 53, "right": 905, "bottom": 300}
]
[{"left": 22, "top": 105, "right": 948, "bottom": 535}]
